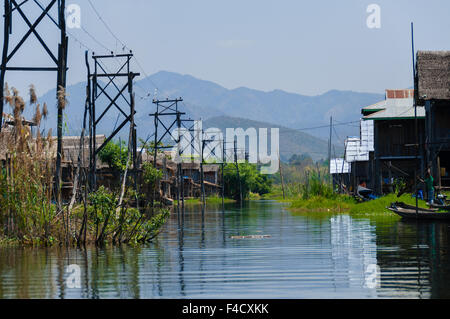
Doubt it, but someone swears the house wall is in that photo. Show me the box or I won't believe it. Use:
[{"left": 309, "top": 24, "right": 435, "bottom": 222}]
[
  {"left": 376, "top": 119, "right": 425, "bottom": 158},
  {"left": 374, "top": 119, "right": 426, "bottom": 194},
  {"left": 204, "top": 171, "right": 217, "bottom": 184},
  {"left": 427, "top": 101, "right": 450, "bottom": 188}
]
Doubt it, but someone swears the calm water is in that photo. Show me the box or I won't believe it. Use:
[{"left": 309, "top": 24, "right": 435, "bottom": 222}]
[{"left": 1, "top": 200, "right": 449, "bottom": 299}]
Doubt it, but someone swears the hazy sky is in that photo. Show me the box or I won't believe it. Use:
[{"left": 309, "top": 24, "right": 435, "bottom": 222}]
[{"left": 2, "top": 0, "right": 450, "bottom": 97}]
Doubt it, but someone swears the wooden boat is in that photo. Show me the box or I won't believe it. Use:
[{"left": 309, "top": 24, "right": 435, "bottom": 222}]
[
  {"left": 393, "top": 202, "right": 438, "bottom": 212},
  {"left": 429, "top": 203, "right": 450, "bottom": 211},
  {"left": 388, "top": 203, "right": 450, "bottom": 220}
]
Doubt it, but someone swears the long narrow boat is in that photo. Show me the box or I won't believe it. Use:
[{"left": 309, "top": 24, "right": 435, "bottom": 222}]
[
  {"left": 429, "top": 203, "right": 450, "bottom": 211},
  {"left": 393, "top": 202, "right": 438, "bottom": 212},
  {"left": 388, "top": 203, "right": 450, "bottom": 220}
]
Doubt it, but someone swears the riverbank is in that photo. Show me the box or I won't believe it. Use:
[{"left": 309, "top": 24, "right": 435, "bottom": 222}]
[
  {"left": 174, "top": 195, "right": 237, "bottom": 206},
  {"left": 0, "top": 200, "right": 170, "bottom": 248},
  {"left": 291, "top": 193, "right": 428, "bottom": 213}
]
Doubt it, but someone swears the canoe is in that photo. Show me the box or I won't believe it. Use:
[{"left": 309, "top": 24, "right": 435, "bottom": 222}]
[
  {"left": 393, "top": 202, "right": 438, "bottom": 212},
  {"left": 388, "top": 205, "right": 450, "bottom": 220},
  {"left": 429, "top": 203, "right": 450, "bottom": 211}
]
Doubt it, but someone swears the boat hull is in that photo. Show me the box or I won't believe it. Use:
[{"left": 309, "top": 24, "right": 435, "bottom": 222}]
[
  {"left": 388, "top": 207, "right": 450, "bottom": 220},
  {"left": 429, "top": 203, "right": 450, "bottom": 211},
  {"left": 393, "top": 202, "right": 438, "bottom": 212}
]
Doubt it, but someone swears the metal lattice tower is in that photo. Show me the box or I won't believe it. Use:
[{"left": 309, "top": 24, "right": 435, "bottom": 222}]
[
  {"left": 0, "top": 0, "right": 68, "bottom": 205},
  {"left": 86, "top": 52, "right": 140, "bottom": 190},
  {"left": 150, "top": 98, "right": 185, "bottom": 209}
]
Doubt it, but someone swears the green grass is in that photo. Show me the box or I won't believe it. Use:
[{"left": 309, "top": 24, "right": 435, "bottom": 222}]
[
  {"left": 348, "top": 194, "right": 428, "bottom": 215},
  {"left": 260, "top": 186, "right": 284, "bottom": 200},
  {"left": 289, "top": 194, "right": 354, "bottom": 213},
  {"left": 260, "top": 185, "right": 301, "bottom": 202},
  {"left": 287, "top": 193, "right": 430, "bottom": 216},
  {"left": 174, "top": 196, "right": 236, "bottom": 205}
]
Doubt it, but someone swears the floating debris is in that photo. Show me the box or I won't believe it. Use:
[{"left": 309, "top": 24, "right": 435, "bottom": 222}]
[{"left": 230, "top": 235, "right": 271, "bottom": 239}]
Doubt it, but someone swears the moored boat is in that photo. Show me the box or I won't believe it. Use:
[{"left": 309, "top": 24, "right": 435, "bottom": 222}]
[
  {"left": 429, "top": 203, "right": 450, "bottom": 211},
  {"left": 393, "top": 202, "right": 438, "bottom": 212},
  {"left": 388, "top": 203, "right": 450, "bottom": 220}
]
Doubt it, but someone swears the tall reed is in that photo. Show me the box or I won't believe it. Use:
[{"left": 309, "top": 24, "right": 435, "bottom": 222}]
[
  {"left": 0, "top": 85, "right": 56, "bottom": 244},
  {"left": 0, "top": 84, "right": 170, "bottom": 246}
]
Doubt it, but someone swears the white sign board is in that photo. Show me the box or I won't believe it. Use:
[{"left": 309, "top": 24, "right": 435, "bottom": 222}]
[{"left": 330, "top": 158, "right": 350, "bottom": 174}]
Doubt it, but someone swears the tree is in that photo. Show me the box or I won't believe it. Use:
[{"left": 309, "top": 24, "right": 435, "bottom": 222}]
[
  {"left": 288, "top": 153, "right": 313, "bottom": 167},
  {"left": 139, "top": 138, "right": 168, "bottom": 156},
  {"left": 98, "top": 141, "right": 129, "bottom": 171},
  {"left": 142, "top": 162, "right": 163, "bottom": 197},
  {"left": 223, "top": 163, "right": 272, "bottom": 200}
]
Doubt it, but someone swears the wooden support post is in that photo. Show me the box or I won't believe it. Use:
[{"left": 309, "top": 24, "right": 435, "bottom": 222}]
[
  {"left": 221, "top": 162, "right": 225, "bottom": 206},
  {"left": 279, "top": 155, "right": 286, "bottom": 200},
  {"left": 181, "top": 164, "right": 185, "bottom": 211},
  {"left": 411, "top": 22, "right": 419, "bottom": 215},
  {"left": 178, "top": 164, "right": 181, "bottom": 210},
  {"left": 56, "top": 0, "right": 68, "bottom": 211},
  {"left": 388, "top": 161, "right": 392, "bottom": 193},
  {"left": 200, "top": 143, "right": 206, "bottom": 205},
  {"left": 438, "top": 156, "right": 442, "bottom": 192}
]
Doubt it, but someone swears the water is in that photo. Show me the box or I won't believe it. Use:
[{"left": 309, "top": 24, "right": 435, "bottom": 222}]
[{"left": 1, "top": 200, "right": 449, "bottom": 299}]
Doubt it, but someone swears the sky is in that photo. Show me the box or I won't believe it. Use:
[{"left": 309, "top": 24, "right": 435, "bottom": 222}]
[{"left": 2, "top": 0, "right": 450, "bottom": 97}]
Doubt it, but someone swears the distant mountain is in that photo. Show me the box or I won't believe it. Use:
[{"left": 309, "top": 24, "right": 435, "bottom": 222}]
[
  {"left": 203, "top": 116, "right": 341, "bottom": 162},
  {"left": 30, "top": 70, "right": 383, "bottom": 160},
  {"left": 134, "top": 71, "right": 384, "bottom": 139}
]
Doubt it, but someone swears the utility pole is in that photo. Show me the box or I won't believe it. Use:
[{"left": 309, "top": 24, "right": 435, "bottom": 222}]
[
  {"left": 200, "top": 133, "right": 215, "bottom": 206},
  {"left": 200, "top": 138, "right": 206, "bottom": 206},
  {"left": 222, "top": 138, "right": 225, "bottom": 207},
  {"left": 234, "top": 139, "right": 243, "bottom": 204},
  {"left": 411, "top": 22, "right": 419, "bottom": 215},
  {"left": 279, "top": 154, "right": 286, "bottom": 200},
  {"left": 150, "top": 98, "right": 185, "bottom": 208},
  {"left": 0, "top": 0, "right": 68, "bottom": 207},
  {"left": 86, "top": 52, "right": 139, "bottom": 193},
  {"left": 199, "top": 130, "right": 221, "bottom": 206},
  {"left": 328, "top": 116, "right": 333, "bottom": 185}
]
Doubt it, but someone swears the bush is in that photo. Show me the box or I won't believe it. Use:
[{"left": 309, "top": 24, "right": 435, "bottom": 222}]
[
  {"left": 98, "top": 141, "right": 129, "bottom": 171},
  {"left": 301, "top": 170, "right": 334, "bottom": 200},
  {"left": 142, "top": 162, "right": 163, "bottom": 185},
  {"left": 224, "top": 162, "right": 272, "bottom": 200}
]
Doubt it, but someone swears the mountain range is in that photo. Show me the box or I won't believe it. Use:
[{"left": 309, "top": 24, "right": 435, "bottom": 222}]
[{"left": 27, "top": 71, "right": 384, "bottom": 161}]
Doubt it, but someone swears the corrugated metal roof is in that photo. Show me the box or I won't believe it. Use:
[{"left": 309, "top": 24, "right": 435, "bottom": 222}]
[
  {"left": 362, "top": 100, "right": 387, "bottom": 111},
  {"left": 386, "top": 89, "right": 414, "bottom": 99},
  {"left": 363, "top": 90, "right": 425, "bottom": 120},
  {"left": 362, "top": 90, "right": 414, "bottom": 111},
  {"left": 363, "top": 104, "right": 425, "bottom": 120}
]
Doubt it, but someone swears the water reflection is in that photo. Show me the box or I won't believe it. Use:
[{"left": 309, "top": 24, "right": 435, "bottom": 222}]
[
  {"left": 0, "top": 201, "right": 449, "bottom": 299},
  {"left": 330, "top": 215, "right": 377, "bottom": 296}
]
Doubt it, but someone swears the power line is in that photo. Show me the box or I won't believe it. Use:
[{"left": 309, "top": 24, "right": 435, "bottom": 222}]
[
  {"left": 33, "top": 0, "right": 92, "bottom": 52},
  {"left": 80, "top": 25, "right": 112, "bottom": 53},
  {"left": 87, "top": 0, "right": 129, "bottom": 51},
  {"left": 333, "top": 125, "right": 343, "bottom": 144},
  {"left": 295, "top": 120, "right": 360, "bottom": 131},
  {"left": 86, "top": 0, "right": 160, "bottom": 95}
]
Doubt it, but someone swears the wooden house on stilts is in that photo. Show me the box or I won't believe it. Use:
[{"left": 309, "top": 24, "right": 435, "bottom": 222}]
[{"left": 416, "top": 51, "right": 450, "bottom": 191}]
